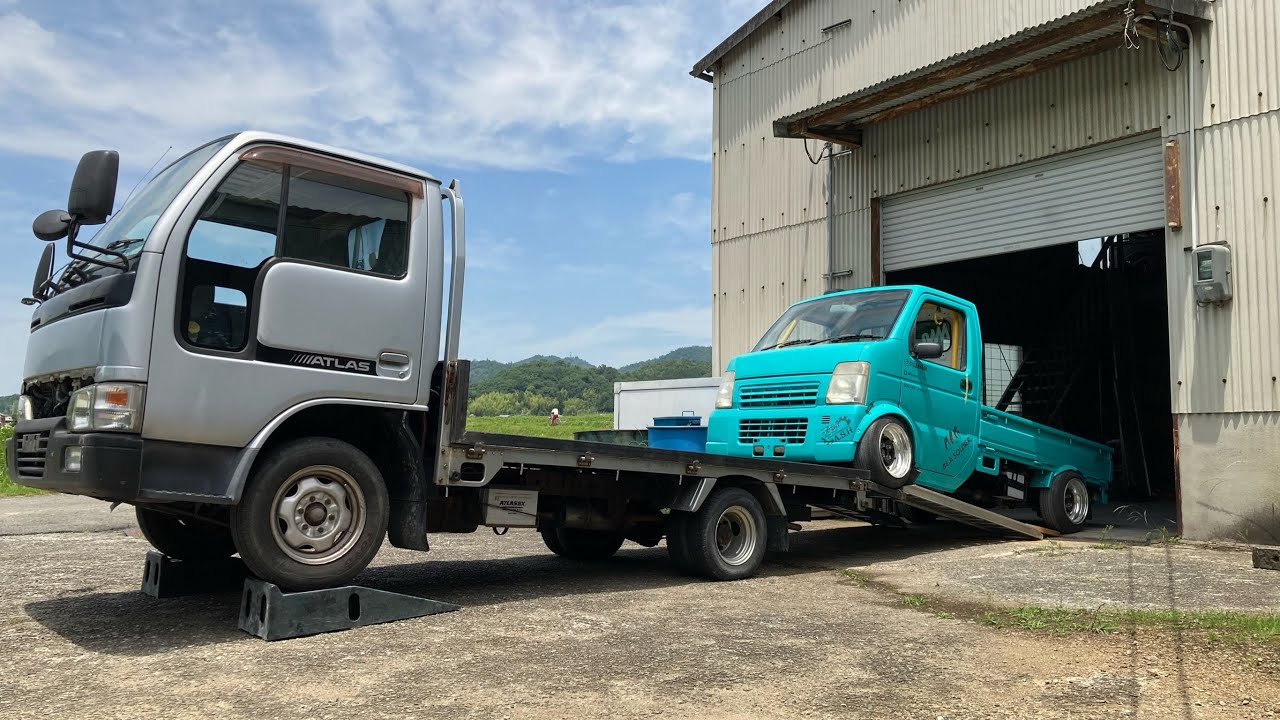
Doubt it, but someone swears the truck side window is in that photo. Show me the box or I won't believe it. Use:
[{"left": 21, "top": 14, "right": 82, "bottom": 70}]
[
  {"left": 181, "top": 160, "right": 283, "bottom": 351},
  {"left": 282, "top": 166, "right": 410, "bottom": 277},
  {"left": 912, "top": 302, "right": 967, "bottom": 371}
]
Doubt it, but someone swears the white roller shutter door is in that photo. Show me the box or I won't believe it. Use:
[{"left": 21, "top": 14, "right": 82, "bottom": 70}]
[{"left": 881, "top": 135, "right": 1166, "bottom": 271}]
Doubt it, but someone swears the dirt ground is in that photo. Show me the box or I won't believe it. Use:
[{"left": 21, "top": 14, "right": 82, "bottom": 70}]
[{"left": 1, "top": 497, "right": 1278, "bottom": 720}]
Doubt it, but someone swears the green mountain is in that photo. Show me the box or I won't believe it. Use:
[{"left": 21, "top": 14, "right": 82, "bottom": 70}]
[
  {"left": 466, "top": 346, "right": 713, "bottom": 417},
  {"left": 0, "top": 394, "right": 15, "bottom": 417}
]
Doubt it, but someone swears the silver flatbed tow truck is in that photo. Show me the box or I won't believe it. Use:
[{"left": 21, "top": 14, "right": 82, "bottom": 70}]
[{"left": 8, "top": 132, "right": 1042, "bottom": 601}]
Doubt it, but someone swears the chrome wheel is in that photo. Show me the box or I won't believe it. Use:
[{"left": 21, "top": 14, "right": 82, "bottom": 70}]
[
  {"left": 1064, "top": 476, "right": 1090, "bottom": 525},
  {"left": 270, "top": 465, "right": 366, "bottom": 565},
  {"left": 714, "top": 506, "right": 758, "bottom": 567},
  {"left": 878, "top": 423, "right": 913, "bottom": 479}
]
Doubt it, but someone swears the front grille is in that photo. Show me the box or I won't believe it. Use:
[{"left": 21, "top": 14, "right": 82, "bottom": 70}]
[
  {"left": 738, "top": 381, "right": 820, "bottom": 408},
  {"left": 14, "top": 431, "right": 50, "bottom": 481},
  {"left": 739, "top": 418, "right": 808, "bottom": 444}
]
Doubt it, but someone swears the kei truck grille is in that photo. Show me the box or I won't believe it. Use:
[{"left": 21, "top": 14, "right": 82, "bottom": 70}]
[
  {"left": 737, "top": 381, "right": 820, "bottom": 408},
  {"left": 739, "top": 418, "right": 808, "bottom": 444}
]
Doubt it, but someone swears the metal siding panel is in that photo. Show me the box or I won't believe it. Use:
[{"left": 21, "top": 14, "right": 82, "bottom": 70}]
[
  {"left": 1171, "top": 110, "right": 1280, "bottom": 414},
  {"left": 881, "top": 135, "right": 1166, "bottom": 270}
]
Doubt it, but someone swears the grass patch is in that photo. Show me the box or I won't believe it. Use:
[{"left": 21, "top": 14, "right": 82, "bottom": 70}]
[
  {"left": 839, "top": 569, "right": 872, "bottom": 587},
  {"left": 934, "top": 611, "right": 957, "bottom": 620},
  {"left": 1014, "top": 540, "right": 1077, "bottom": 557},
  {"left": 465, "top": 413, "right": 613, "bottom": 441},
  {"left": 1094, "top": 525, "right": 1126, "bottom": 551},
  {"left": 978, "top": 606, "right": 1280, "bottom": 644},
  {"left": 899, "top": 593, "right": 927, "bottom": 608},
  {"left": 1146, "top": 526, "right": 1183, "bottom": 545}
]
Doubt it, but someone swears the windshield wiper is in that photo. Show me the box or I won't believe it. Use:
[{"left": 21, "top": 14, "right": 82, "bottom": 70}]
[
  {"left": 770, "top": 338, "right": 819, "bottom": 350},
  {"left": 810, "top": 333, "right": 884, "bottom": 345}
]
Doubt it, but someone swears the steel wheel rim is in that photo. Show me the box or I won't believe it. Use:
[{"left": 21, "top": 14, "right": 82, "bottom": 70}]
[
  {"left": 270, "top": 465, "right": 366, "bottom": 565},
  {"left": 714, "top": 506, "right": 758, "bottom": 566},
  {"left": 1065, "top": 477, "right": 1090, "bottom": 525},
  {"left": 879, "top": 423, "right": 913, "bottom": 478}
]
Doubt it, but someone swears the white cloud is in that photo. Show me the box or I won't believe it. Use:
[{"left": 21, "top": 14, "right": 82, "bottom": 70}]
[
  {"left": 463, "top": 303, "right": 709, "bottom": 367},
  {"left": 0, "top": 1, "right": 755, "bottom": 172}
]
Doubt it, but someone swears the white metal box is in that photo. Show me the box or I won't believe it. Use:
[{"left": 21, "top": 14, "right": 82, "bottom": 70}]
[{"left": 482, "top": 488, "right": 539, "bottom": 527}]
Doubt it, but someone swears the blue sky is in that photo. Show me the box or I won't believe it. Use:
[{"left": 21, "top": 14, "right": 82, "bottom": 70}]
[{"left": 0, "top": 0, "right": 760, "bottom": 390}]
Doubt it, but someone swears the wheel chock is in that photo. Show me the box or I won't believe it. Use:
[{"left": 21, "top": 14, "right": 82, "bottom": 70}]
[
  {"left": 141, "top": 550, "right": 248, "bottom": 598},
  {"left": 238, "top": 578, "right": 461, "bottom": 641}
]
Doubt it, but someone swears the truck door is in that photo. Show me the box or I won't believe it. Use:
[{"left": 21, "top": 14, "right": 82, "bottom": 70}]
[
  {"left": 144, "top": 147, "right": 431, "bottom": 450},
  {"left": 897, "top": 297, "right": 980, "bottom": 486}
]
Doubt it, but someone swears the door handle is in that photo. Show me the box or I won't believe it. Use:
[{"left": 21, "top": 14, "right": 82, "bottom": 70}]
[
  {"left": 960, "top": 378, "right": 973, "bottom": 393},
  {"left": 379, "top": 352, "right": 410, "bottom": 366}
]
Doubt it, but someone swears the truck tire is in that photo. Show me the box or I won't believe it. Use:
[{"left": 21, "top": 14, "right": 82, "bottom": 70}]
[
  {"left": 135, "top": 507, "right": 236, "bottom": 560},
  {"left": 856, "top": 417, "right": 918, "bottom": 489},
  {"left": 1038, "top": 471, "right": 1090, "bottom": 534},
  {"left": 681, "top": 487, "right": 767, "bottom": 581},
  {"left": 542, "top": 528, "right": 624, "bottom": 560},
  {"left": 231, "top": 438, "right": 389, "bottom": 591}
]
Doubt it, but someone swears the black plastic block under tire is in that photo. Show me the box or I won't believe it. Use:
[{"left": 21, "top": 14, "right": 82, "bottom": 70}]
[
  {"left": 231, "top": 437, "right": 389, "bottom": 591},
  {"left": 683, "top": 487, "right": 767, "bottom": 581},
  {"left": 135, "top": 506, "right": 236, "bottom": 561}
]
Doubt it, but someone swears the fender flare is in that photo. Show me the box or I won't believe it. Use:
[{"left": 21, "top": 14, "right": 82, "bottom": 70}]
[
  {"left": 225, "top": 398, "right": 429, "bottom": 503},
  {"left": 670, "top": 477, "right": 786, "bottom": 516},
  {"left": 854, "top": 404, "right": 922, "bottom": 451}
]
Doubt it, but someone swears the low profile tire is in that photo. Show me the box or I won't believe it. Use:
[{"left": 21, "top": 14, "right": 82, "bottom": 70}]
[
  {"left": 231, "top": 438, "right": 389, "bottom": 591},
  {"left": 543, "top": 528, "right": 625, "bottom": 560},
  {"left": 856, "top": 417, "right": 918, "bottom": 490},
  {"left": 135, "top": 507, "right": 236, "bottom": 560},
  {"left": 1038, "top": 471, "right": 1091, "bottom": 534},
  {"left": 682, "top": 487, "right": 767, "bottom": 581}
]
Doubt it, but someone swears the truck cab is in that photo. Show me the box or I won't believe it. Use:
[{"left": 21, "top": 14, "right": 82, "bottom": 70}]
[
  {"left": 9, "top": 132, "right": 455, "bottom": 588},
  {"left": 705, "top": 285, "right": 1112, "bottom": 532}
]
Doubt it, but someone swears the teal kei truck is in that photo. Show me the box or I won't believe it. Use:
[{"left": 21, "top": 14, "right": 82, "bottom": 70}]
[{"left": 704, "top": 285, "right": 1112, "bottom": 534}]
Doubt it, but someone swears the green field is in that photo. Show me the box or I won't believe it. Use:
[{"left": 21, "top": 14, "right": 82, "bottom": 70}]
[{"left": 465, "top": 413, "right": 613, "bottom": 440}]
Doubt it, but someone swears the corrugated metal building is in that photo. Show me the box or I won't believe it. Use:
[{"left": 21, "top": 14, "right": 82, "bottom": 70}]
[{"left": 693, "top": 0, "right": 1279, "bottom": 541}]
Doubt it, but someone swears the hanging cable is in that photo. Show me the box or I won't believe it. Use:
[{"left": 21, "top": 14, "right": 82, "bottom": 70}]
[
  {"left": 803, "top": 136, "right": 831, "bottom": 165},
  {"left": 1152, "top": 7, "right": 1186, "bottom": 71},
  {"left": 1122, "top": 0, "right": 1140, "bottom": 50}
]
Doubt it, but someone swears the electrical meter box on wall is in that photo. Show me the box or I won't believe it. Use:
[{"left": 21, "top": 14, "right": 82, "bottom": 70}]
[{"left": 1192, "top": 243, "right": 1232, "bottom": 305}]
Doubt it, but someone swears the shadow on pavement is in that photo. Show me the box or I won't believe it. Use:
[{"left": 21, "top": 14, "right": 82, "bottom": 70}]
[{"left": 25, "top": 520, "right": 1006, "bottom": 656}]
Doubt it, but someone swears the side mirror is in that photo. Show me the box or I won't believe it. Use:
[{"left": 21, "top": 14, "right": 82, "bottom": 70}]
[
  {"left": 33, "top": 209, "right": 73, "bottom": 242},
  {"left": 32, "top": 243, "right": 55, "bottom": 298},
  {"left": 913, "top": 341, "right": 944, "bottom": 360},
  {"left": 68, "top": 150, "right": 119, "bottom": 225}
]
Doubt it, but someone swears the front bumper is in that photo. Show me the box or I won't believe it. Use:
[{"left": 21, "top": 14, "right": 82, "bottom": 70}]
[
  {"left": 6, "top": 417, "right": 142, "bottom": 501},
  {"left": 704, "top": 406, "right": 870, "bottom": 463}
]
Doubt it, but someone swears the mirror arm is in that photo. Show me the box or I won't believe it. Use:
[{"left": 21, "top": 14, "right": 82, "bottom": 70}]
[{"left": 63, "top": 224, "right": 129, "bottom": 272}]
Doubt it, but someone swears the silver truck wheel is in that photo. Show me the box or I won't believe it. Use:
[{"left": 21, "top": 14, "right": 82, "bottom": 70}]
[
  {"left": 855, "top": 417, "right": 917, "bottom": 489},
  {"left": 682, "top": 487, "right": 767, "bottom": 580},
  {"left": 270, "top": 466, "right": 366, "bottom": 565},
  {"left": 1037, "top": 471, "right": 1090, "bottom": 534},
  {"left": 232, "top": 438, "right": 388, "bottom": 590}
]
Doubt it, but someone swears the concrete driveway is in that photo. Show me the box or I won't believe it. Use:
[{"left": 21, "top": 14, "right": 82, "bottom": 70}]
[{"left": 1, "top": 494, "right": 1276, "bottom": 720}]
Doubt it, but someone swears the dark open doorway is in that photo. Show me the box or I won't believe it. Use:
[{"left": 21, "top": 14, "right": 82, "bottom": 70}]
[{"left": 886, "top": 230, "right": 1174, "bottom": 501}]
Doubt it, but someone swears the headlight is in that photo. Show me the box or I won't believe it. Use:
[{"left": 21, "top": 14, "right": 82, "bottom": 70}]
[
  {"left": 66, "top": 383, "right": 146, "bottom": 432},
  {"left": 17, "top": 395, "right": 34, "bottom": 421},
  {"left": 825, "top": 362, "right": 869, "bottom": 405},
  {"left": 714, "top": 371, "right": 736, "bottom": 409}
]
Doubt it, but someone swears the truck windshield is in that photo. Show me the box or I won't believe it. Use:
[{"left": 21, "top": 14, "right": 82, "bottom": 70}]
[
  {"left": 74, "top": 137, "right": 230, "bottom": 267},
  {"left": 752, "top": 290, "right": 911, "bottom": 352}
]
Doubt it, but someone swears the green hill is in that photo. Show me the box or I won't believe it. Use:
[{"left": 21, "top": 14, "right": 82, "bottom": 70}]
[{"left": 0, "top": 394, "right": 16, "bottom": 417}]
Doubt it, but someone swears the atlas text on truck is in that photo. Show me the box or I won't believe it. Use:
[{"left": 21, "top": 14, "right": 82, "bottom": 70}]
[
  {"left": 705, "top": 287, "right": 1113, "bottom": 533},
  {"left": 9, "top": 132, "right": 1085, "bottom": 591}
]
